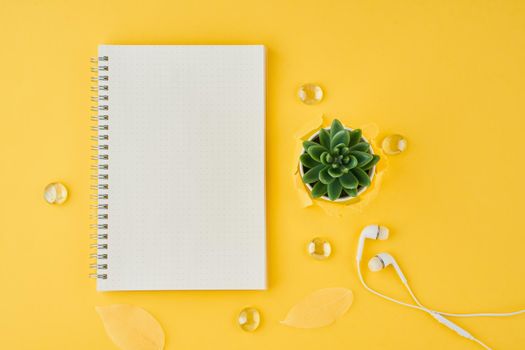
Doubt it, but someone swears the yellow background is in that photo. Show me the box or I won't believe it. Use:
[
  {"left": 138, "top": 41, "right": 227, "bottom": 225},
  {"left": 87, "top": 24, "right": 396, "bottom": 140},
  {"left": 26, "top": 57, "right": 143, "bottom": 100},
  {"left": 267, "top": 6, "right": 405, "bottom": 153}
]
[{"left": 1, "top": 0, "right": 525, "bottom": 349}]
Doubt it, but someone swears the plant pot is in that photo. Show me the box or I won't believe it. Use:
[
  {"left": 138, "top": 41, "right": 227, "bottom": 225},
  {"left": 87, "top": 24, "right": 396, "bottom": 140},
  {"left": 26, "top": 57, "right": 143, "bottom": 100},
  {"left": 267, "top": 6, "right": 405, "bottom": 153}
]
[{"left": 299, "top": 127, "right": 376, "bottom": 202}]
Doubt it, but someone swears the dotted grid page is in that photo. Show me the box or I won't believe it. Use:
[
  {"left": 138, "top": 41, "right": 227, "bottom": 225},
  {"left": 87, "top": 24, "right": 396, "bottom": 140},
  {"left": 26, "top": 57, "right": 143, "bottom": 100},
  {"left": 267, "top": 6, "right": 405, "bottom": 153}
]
[{"left": 97, "top": 45, "right": 266, "bottom": 291}]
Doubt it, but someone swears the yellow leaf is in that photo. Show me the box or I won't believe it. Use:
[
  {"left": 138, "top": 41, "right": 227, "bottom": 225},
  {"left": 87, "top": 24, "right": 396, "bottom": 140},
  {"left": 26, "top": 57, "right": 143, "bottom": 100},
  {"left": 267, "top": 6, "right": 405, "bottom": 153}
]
[
  {"left": 281, "top": 288, "right": 353, "bottom": 329},
  {"left": 96, "top": 305, "right": 165, "bottom": 350}
]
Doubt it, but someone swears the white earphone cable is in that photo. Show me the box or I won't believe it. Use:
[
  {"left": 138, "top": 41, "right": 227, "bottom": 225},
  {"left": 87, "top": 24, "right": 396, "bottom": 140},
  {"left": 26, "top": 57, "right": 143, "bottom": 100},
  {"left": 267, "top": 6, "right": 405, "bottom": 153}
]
[
  {"left": 399, "top": 278, "right": 494, "bottom": 349},
  {"left": 472, "top": 337, "right": 492, "bottom": 350},
  {"left": 440, "top": 309, "right": 525, "bottom": 318},
  {"left": 357, "top": 261, "right": 493, "bottom": 350},
  {"left": 397, "top": 266, "right": 525, "bottom": 318},
  {"left": 356, "top": 263, "right": 424, "bottom": 311}
]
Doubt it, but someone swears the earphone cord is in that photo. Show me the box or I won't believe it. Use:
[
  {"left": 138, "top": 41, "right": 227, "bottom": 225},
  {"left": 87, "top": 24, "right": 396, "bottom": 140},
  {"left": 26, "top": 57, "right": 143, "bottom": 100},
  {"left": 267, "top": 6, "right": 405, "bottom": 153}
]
[
  {"left": 472, "top": 337, "right": 492, "bottom": 350},
  {"left": 399, "top": 279, "right": 493, "bottom": 349},
  {"left": 357, "top": 262, "right": 493, "bottom": 350},
  {"left": 356, "top": 263, "right": 423, "bottom": 311},
  {"left": 399, "top": 270, "right": 525, "bottom": 318}
]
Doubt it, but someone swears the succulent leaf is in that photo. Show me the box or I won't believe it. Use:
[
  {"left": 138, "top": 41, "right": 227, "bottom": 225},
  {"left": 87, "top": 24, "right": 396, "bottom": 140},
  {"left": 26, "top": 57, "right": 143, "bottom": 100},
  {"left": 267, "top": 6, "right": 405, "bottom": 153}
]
[
  {"left": 319, "top": 167, "right": 335, "bottom": 184},
  {"left": 328, "top": 166, "right": 344, "bottom": 178},
  {"left": 327, "top": 180, "right": 343, "bottom": 201},
  {"left": 361, "top": 155, "right": 380, "bottom": 170},
  {"left": 303, "top": 140, "right": 318, "bottom": 151},
  {"left": 311, "top": 182, "right": 327, "bottom": 198},
  {"left": 319, "top": 129, "right": 331, "bottom": 149},
  {"left": 320, "top": 152, "right": 329, "bottom": 165},
  {"left": 300, "top": 153, "right": 320, "bottom": 168},
  {"left": 330, "top": 119, "right": 345, "bottom": 136},
  {"left": 307, "top": 145, "right": 327, "bottom": 162},
  {"left": 343, "top": 187, "right": 358, "bottom": 197},
  {"left": 339, "top": 171, "right": 359, "bottom": 189},
  {"left": 350, "top": 151, "right": 373, "bottom": 166},
  {"left": 351, "top": 167, "right": 371, "bottom": 186},
  {"left": 330, "top": 130, "right": 350, "bottom": 150},
  {"left": 325, "top": 154, "right": 334, "bottom": 163},
  {"left": 341, "top": 147, "right": 350, "bottom": 155},
  {"left": 347, "top": 155, "right": 358, "bottom": 169},
  {"left": 348, "top": 129, "right": 362, "bottom": 147},
  {"left": 303, "top": 164, "right": 325, "bottom": 183},
  {"left": 349, "top": 142, "right": 370, "bottom": 152},
  {"left": 334, "top": 143, "right": 347, "bottom": 152}
]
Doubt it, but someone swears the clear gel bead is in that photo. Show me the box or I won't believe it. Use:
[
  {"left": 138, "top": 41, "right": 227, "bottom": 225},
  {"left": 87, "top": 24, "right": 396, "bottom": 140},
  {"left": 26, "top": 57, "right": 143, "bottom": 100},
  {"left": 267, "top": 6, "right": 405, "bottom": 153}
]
[
  {"left": 307, "top": 237, "right": 332, "bottom": 260},
  {"left": 298, "top": 84, "right": 323, "bottom": 105},
  {"left": 44, "top": 182, "right": 69, "bottom": 204},
  {"left": 381, "top": 134, "right": 407, "bottom": 155},
  {"left": 238, "top": 307, "right": 261, "bottom": 332}
]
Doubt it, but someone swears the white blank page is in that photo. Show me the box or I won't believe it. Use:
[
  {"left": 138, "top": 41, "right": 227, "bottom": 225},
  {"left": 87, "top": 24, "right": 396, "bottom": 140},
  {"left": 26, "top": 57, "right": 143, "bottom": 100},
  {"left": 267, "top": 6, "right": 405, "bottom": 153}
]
[{"left": 97, "top": 45, "right": 266, "bottom": 291}]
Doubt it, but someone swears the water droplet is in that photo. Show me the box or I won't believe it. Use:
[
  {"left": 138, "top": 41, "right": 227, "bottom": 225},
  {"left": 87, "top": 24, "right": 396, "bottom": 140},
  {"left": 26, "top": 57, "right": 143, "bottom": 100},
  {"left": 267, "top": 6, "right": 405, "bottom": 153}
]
[
  {"left": 381, "top": 134, "right": 407, "bottom": 155},
  {"left": 307, "top": 238, "right": 332, "bottom": 260},
  {"left": 238, "top": 307, "right": 261, "bottom": 332},
  {"left": 44, "top": 182, "right": 68, "bottom": 204},
  {"left": 298, "top": 84, "right": 323, "bottom": 105}
]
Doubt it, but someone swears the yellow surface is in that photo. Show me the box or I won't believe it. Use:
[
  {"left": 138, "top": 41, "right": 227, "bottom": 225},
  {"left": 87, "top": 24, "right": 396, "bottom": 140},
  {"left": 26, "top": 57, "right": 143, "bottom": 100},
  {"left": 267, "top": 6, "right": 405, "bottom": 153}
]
[{"left": 1, "top": 1, "right": 525, "bottom": 349}]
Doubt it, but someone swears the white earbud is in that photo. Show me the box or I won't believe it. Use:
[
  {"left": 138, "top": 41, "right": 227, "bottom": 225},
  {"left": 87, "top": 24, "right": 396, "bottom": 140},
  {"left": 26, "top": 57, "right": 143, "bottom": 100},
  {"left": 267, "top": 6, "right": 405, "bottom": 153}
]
[
  {"left": 368, "top": 252, "right": 392, "bottom": 271},
  {"left": 356, "top": 225, "right": 389, "bottom": 262},
  {"left": 368, "top": 252, "right": 408, "bottom": 284}
]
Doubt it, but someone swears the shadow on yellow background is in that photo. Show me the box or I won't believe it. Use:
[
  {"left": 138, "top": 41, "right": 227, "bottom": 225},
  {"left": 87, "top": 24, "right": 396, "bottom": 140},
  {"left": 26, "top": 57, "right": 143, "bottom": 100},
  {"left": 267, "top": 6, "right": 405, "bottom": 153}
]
[{"left": 1, "top": 0, "right": 524, "bottom": 349}]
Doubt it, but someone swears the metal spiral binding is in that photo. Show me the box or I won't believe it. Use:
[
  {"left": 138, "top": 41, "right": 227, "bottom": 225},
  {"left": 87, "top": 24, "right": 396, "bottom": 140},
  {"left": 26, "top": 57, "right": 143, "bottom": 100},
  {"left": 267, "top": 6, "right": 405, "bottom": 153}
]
[{"left": 90, "top": 55, "right": 109, "bottom": 280}]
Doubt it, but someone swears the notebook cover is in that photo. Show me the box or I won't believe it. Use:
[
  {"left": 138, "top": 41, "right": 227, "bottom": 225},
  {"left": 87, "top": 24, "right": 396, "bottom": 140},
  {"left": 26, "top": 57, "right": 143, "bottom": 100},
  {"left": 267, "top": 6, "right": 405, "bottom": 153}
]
[{"left": 96, "top": 45, "right": 266, "bottom": 291}]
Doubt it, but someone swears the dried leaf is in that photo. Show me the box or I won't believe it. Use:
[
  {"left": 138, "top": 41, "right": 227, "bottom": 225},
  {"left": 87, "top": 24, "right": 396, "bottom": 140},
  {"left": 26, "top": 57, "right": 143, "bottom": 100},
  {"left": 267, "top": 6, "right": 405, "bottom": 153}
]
[
  {"left": 96, "top": 305, "right": 165, "bottom": 350},
  {"left": 281, "top": 288, "right": 353, "bottom": 329}
]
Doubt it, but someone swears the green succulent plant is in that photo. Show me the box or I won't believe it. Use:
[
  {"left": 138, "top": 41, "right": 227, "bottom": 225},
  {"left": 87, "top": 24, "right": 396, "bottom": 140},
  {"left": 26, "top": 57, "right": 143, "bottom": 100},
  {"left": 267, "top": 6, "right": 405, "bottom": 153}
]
[{"left": 300, "top": 119, "right": 380, "bottom": 201}]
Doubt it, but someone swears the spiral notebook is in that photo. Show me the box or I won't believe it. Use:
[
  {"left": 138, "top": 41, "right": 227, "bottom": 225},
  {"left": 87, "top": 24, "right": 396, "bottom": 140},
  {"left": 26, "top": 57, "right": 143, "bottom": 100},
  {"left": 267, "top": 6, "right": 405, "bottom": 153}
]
[{"left": 91, "top": 45, "right": 266, "bottom": 291}]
